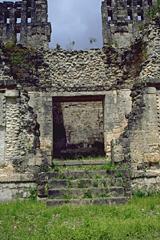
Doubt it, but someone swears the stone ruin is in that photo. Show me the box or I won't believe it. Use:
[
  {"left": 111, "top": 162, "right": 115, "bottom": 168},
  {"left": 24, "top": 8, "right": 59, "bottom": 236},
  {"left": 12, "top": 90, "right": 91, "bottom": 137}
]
[
  {"left": 0, "top": 0, "right": 51, "bottom": 48},
  {"left": 0, "top": 0, "right": 159, "bottom": 204},
  {"left": 102, "top": 0, "right": 155, "bottom": 48}
]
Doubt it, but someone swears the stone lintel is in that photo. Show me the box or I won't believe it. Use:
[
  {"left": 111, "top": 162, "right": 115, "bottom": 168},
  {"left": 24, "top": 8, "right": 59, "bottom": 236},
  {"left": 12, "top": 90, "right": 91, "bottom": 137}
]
[
  {"left": 146, "top": 87, "right": 157, "bottom": 94},
  {"left": 5, "top": 90, "right": 20, "bottom": 98}
]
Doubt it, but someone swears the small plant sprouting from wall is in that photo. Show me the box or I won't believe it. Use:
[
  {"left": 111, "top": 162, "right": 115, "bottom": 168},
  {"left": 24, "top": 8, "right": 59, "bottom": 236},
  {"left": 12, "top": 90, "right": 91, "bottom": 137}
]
[
  {"left": 29, "top": 187, "right": 38, "bottom": 200},
  {"left": 148, "top": 0, "right": 160, "bottom": 19}
]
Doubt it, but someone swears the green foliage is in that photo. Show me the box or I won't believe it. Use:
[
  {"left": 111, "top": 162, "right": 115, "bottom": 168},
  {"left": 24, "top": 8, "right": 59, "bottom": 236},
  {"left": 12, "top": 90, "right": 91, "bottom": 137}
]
[
  {"left": 103, "top": 162, "right": 116, "bottom": 171},
  {"left": 83, "top": 190, "right": 92, "bottom": 199},
  {"left": 2, "top": 43, "right": 37, "bottom": 81},
  {"left": 147, "top": 0, "right": 160, "bottom": 19},
  {"left": 133, "top": 190, "right": 160, "bottom": 198},
  {"left": 0, "top": 195, "right": 160, "bottom": 240},
  {"left": 133, "top": 190, "right": 147, "bottom": 198},
  {"left": 28, "top": 187, "right": 38, "bottom": 200},
  {"left": 10, "top": 50, "right": 26, "bottom": 65},
  {"left": 78, "top": 180, "right": 87, "bottom": 188},
  {"left": 63, "top": 194, "right": 72, "bottom": 201},
  {"left": 4, "top": 41, "right": 15, "bottom": 49},
  {"left": 4, "top": 43, "right": 30, "bottom": 65}
]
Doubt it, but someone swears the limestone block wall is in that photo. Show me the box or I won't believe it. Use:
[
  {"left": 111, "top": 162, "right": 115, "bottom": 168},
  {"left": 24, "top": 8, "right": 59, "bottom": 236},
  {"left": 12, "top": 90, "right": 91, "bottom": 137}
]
[
  {"left": 0, "top": 171, "right": 36, "bottom": 202},
  {"left": 111, "top": 86, "right": 160, "bottom": 193},
  {"left": 104, "top": 90, "right": 132, "bottom": 156},
  {"left": 130, "top": 87, "right": 160, "bottom": 168},
  {"left": 58, "top": 101, "right": 104, "bottom": 146},
  {"left": 28, "top": 91, "right": 53, "bottom": 162},
  {"left": 132, "top": 170, "right": 160, "bottom": 194},
  {"left": 111, "top": 22, "right": 160, "bottom": 192},
  {"left": 131, "top": 87, "right": 160, "bottom": 194},
  {"left": 41, "top": 49, "right": 112, "bottom": 91},
  {"left": 0, "top": 92, "right": 5, "bottom": 165}
]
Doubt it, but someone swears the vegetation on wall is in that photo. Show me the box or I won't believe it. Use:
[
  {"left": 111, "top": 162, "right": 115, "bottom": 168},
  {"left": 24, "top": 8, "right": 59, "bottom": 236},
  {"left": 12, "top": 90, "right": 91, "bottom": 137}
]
[
  {"left": 2, "top": 42, "right": 43, "bottom": 86},
  {"left": 148, "top": 0, "right": 160, "bottom": 19}
]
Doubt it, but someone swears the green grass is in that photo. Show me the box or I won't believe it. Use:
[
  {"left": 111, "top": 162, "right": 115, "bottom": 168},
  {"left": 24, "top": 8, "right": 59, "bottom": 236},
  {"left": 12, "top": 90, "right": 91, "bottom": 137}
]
[
  {"left": 51, "top": 159, "right": 117, "bottom": 172},
  {"left": 0, "top": 195, "right": 160, "bottom": 240}
]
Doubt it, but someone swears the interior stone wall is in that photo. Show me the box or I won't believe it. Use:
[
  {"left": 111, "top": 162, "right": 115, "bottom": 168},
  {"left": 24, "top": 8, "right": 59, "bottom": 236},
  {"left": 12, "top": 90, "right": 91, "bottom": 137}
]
[{"left": 53, "top": 97, "right": 104, "bottom": 158}]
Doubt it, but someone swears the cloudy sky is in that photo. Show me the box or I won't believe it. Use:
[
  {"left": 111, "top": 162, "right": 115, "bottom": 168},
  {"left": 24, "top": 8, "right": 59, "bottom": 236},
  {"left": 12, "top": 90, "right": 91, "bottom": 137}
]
[
  {"left": 48, "top": 0, "right": 103, "bottom": 49},
  {"left": 0, "top": 0, "right": 103, "bottom": 49}
]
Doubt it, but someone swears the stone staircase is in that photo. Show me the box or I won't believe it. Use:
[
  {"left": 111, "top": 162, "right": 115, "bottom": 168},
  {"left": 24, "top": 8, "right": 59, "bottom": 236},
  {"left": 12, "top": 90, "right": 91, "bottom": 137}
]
[{"left": 37, "top": 159, "right": 131, "bottom": 206}]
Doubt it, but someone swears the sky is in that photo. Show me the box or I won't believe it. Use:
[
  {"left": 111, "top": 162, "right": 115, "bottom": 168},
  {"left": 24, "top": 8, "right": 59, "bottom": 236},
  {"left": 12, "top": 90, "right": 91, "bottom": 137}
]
[
  {"left": 0, "top": 0, "right": 103, "bottom": 49},
  {"left": 48, "top": 0, "right": 103, "bottom": 49}
]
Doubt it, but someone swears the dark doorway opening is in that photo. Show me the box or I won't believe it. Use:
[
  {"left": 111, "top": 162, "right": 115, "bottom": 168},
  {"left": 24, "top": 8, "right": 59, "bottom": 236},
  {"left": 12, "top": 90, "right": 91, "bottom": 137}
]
[{"left": 53, "top": 95, "right": 105, "bottom": 159}]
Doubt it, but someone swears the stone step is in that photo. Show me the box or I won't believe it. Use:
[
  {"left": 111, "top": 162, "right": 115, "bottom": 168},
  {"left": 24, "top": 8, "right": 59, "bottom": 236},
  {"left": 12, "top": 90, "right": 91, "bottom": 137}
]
[
  {"left": 53, "top": 160, "right": 107, "bottom": 166},
  {"left": 47, "top": 197, "right": 128, "bottom": 206},
  {"left": 38, "top": 168, "right": 131, "bottom": 206},
  {"left": 48, "top": 187, "right": 124, "bottom": 199},
  {"left": 47, "top": 177, "right": 124, "bottom": 189},
  {"left": 46, "top": 169, "right": 126, "bottom": 180}
]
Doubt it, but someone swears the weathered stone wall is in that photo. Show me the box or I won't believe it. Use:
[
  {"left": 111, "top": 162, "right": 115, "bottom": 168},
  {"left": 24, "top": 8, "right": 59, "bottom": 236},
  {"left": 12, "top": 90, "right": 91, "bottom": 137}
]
[
  {"left": 101, "top": 0, "right": 154, "bottom": 48},
  {"left": 104, "top": 89, "right": 132, "bottom": 156},
  {"left": 0, "top": 89, "right": 42, "bottom": 172},
  {"left": 128, "top": 87, "right": 160, "bottom": 169},
  {"left": 39, "top": 47, "right": 140, "bottom": 92},
  {"left": 28, "top": 91, "right": 53, "bottom": 162},
  {"left": 0, "top": 0, "right": 51, "bottom": 49},
  {"left": 0, "top": 92, "right": 5, "bottom": 165},
  {"left": 132, "top": 170, "right": 160, "bottom": 194},
  {"left": 0, "top": 171, "right": 36, "bottom": 202},
  {"left": 41, "top": 49, "right": 118, "bottom": 91},
  {"left": 5, "top": 90, "right": 21, "bottom": 164},
  {"left": 111, "top": 21, "right": 160, "bottom": 192}
]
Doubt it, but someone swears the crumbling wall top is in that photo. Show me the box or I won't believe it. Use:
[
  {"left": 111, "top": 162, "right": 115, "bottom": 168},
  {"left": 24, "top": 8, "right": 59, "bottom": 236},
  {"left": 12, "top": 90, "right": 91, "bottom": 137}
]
[{"left": 0, "top": 0, "right": 51, "bottom": 49}]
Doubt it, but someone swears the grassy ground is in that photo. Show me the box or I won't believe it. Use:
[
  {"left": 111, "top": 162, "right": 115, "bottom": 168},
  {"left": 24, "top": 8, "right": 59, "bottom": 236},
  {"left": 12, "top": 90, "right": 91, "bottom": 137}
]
[{"left": 0, "top": 195, "right": 160, "bottom": 240}]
